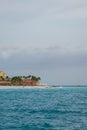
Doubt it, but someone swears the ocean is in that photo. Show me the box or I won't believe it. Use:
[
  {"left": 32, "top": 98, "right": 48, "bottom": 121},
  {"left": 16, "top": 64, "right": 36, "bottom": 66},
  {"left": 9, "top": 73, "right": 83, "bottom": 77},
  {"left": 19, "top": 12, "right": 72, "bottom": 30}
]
[{"left": 0, "top": 86, "right": 87, "bottom": 130}]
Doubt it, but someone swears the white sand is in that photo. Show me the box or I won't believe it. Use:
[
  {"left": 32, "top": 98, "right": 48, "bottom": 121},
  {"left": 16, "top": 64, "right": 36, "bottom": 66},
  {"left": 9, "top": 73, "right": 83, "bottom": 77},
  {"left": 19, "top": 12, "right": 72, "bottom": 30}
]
[{"left": 0, "top": 85, "right": 51, "bottom": 89}]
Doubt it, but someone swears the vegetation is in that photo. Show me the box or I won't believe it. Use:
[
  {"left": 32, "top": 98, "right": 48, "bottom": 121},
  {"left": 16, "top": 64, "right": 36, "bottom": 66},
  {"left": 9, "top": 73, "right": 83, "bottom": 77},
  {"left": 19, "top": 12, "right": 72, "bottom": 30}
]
[
  {"left": 22, "top": 75, "right": 41, "bottom": 81},
  {"left": 0, "top": 76, "right": 5, "bottom": 81},
  {"left": 11, "top": 76, "right": 22, "bottom": 85},
  {"left": 0, "top": 74, "right": 41, "bottom": 86}
]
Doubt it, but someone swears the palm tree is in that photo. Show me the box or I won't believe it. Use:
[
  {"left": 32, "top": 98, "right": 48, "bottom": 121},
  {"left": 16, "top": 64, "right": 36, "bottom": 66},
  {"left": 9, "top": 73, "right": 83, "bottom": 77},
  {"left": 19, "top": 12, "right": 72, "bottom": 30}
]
[
  {"left": 6, "top": 76, "right": 10, "bottom": 81},
  {"left": 11, "top": 76, "right": 22, "bottom": 85},
  {"left": 23, "top": 76, "right": 26, "bottom": 79},
  {"left": 31, "top": 76, "right": 36, "bottom": 80},
  {"left": 31, "top": 76, "right": 41, "bottom": 81},
  {"left": 27, "top": 75, "right": 31, "bottom": 79},
  {"left": 37, "top": 77, "right": 41, "bottom": 81}
]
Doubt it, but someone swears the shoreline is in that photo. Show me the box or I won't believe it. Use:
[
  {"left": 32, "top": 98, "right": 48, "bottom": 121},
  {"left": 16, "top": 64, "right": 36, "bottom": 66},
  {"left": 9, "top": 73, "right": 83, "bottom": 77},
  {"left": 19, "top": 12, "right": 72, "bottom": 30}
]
[{"left": 0, "top": 85, "right": 51, "bottom": 89}]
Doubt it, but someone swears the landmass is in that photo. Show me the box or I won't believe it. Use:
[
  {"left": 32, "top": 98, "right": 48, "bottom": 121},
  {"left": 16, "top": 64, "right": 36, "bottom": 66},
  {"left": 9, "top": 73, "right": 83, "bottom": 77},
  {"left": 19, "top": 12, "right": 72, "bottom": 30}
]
[{"left": 0, "top": 71, "right": 51, "bottom": 88}]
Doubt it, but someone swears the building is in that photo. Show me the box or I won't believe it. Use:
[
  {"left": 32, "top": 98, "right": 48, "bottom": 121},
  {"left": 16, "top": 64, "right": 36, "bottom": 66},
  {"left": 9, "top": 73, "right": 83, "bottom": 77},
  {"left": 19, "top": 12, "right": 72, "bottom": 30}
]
[
  {"left": 22, "top": 79, "right": 38, "bottom": 86},
  {"left": 0, "top": 81, "right": 11, "bottom": 86},
  {"left": 0, "top": 71, "right": 39, "bottom": 86},
  {"left": 0, "top": 71, "right": 6, "bottom": 79}
]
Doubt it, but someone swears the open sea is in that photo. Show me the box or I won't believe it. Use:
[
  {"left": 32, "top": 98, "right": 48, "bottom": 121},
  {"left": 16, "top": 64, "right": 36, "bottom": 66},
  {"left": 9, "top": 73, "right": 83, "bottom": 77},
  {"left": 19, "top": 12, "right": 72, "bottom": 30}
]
[{"left": 0, "top": 86, "right": 87, "bottom": 130}]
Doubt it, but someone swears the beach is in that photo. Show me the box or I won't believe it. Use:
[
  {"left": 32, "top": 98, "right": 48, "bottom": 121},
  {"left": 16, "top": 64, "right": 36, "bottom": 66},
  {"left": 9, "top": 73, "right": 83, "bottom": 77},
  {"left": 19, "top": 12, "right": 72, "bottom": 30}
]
[{"left": 0, "top": 85, "right": 51, "bottom": 89}]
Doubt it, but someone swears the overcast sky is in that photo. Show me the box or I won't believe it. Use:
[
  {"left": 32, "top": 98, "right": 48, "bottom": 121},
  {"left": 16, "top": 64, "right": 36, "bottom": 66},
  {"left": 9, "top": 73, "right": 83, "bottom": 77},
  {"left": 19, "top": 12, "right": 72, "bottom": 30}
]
[{"left": 0, "top": 0, "right": 87, "bottom": 85}]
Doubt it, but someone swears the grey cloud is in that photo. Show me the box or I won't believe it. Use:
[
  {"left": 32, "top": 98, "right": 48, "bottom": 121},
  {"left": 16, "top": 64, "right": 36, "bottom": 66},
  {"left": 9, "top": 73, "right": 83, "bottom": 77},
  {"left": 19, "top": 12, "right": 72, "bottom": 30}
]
[
  {"left": 0, "top": 0, "right": 87, "bottom": 84},
  {"left": 0, "top": 0, "right": 87, "bottom": 21},
  {"left": 0, "top": 44, "right": 87, "bottom": 85},
  {"left": 0, "top": 44, "right": 28, "bottom": 59},
  {"left": 1, "top": 44, "right": 87, "bottom": 70}
]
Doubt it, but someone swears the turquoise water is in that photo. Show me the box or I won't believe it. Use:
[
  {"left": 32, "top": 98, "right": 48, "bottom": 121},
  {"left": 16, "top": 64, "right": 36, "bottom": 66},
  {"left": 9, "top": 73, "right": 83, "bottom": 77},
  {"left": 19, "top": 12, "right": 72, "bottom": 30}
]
[{"left": 0, "top": 87, "right": 87, "bottom": 130}]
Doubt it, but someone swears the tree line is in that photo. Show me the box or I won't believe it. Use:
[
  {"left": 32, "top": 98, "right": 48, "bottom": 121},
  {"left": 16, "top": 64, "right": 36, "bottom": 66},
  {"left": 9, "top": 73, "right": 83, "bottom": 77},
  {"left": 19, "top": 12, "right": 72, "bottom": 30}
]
[{"left": 0, "top": 75, "right": 41, "bottom": 85}]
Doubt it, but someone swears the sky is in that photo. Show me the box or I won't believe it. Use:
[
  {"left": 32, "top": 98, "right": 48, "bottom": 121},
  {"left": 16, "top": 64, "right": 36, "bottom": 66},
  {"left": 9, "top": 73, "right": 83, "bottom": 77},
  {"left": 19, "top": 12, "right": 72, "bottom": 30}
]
[{"left": 0, "top": 0, "right": 87, "bottom": 85}]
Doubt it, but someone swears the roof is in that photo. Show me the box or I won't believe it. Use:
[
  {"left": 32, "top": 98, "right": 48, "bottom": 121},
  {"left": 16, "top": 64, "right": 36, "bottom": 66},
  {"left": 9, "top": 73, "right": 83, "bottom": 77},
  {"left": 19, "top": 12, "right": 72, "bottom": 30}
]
[
  {"left": 0, "top": 71, "right": 6, "bottom": 77},
  {"left": 22, "top": 79, "right": 36, "bottom": 83}
]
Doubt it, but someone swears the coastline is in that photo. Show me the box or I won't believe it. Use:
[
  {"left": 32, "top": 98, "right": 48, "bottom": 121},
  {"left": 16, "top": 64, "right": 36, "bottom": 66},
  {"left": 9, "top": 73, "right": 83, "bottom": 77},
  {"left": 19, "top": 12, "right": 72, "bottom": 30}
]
[{"left": 0, "top": 85, "right": 51, "bottom": 89}]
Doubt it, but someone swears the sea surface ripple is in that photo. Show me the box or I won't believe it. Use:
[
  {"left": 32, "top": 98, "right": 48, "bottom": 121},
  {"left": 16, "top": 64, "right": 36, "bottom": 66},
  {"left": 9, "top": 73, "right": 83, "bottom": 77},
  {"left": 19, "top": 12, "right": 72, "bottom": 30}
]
[{"left": 0, "top": 87, "right": 87, "bottom": 130}]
